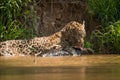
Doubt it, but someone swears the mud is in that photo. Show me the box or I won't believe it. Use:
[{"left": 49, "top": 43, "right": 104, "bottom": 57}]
[{"left": 30, "top": 0, "right": 98, "bottom": 37}]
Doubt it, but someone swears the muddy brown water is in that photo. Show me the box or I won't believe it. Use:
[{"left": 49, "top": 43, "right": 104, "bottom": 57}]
[{"left": 0, "top": 55, "right": 120, "bottom": 80}]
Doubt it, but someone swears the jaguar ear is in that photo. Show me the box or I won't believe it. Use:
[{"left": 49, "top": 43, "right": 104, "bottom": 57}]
[{"left": 82, "top": 20, "right": 85, "bottom": 28}]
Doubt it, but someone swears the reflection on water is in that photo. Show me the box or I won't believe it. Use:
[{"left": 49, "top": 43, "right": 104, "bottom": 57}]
[{"left": 0, "top": 55, "right": 120, "bottom": 80}]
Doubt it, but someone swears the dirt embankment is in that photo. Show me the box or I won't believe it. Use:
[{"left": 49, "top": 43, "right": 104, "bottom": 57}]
[{"left": 32, "top": 0, "right": 98, "bottom": 37}]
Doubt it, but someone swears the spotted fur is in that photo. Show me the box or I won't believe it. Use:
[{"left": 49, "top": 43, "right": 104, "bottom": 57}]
[{"left": 0, "top": 21, "right": 85, "bottom": 56}]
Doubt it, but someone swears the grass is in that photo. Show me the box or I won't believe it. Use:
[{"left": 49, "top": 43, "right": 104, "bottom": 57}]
[
  {"left": 90, "top": 20, "right": 120, "bottom": 53},
  {"left": 88, "top": 0, "right": 120, "bottom": 25},
  {"left": 88, "top": 0, "right": 120, "bottom": 53}
]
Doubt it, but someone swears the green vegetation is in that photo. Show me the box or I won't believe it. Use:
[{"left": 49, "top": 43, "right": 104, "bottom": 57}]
[
  {"left": 91, "top": 21, "right": 120, "bottom": 53},
  {"left": 0, "top": 0, "right": 120, "bottom": 53},
  {"left": 84, "top": 41, "right": 93, "bottom": 49},
  {"left": 88, "top": 0, "right": 120, "bottom": 53},
  {"left": 88, "top": 0, "right": 120, "bottom": 25},
  {"left": 0, "top": 0, "right": 35, "bottom": 41}
]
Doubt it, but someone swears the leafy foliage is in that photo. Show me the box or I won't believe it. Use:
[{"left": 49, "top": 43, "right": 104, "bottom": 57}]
[
  {"left": 84, "top": 40, "right": 93, "bottom": 49},
  {"left": 0, "top": 0, "right": 34, "bottom": 41},
  {"left": 88, "top": 0, "right": 120, "bottom": 53},
  {"left": 91, "top": 20, "right": 120, "bottom": 53},
  {"left": 88, "top": 0, "right": 120, "bottom": 25}
]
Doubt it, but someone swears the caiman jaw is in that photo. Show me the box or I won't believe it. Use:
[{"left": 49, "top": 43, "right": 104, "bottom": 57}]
[{"left": 73, "top": 42, "right": 84, "bottom": 51}]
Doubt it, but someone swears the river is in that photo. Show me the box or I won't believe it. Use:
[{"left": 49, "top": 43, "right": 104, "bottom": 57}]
[{"left": 0, "top": 55, "right": 120, "bottom": 80}]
